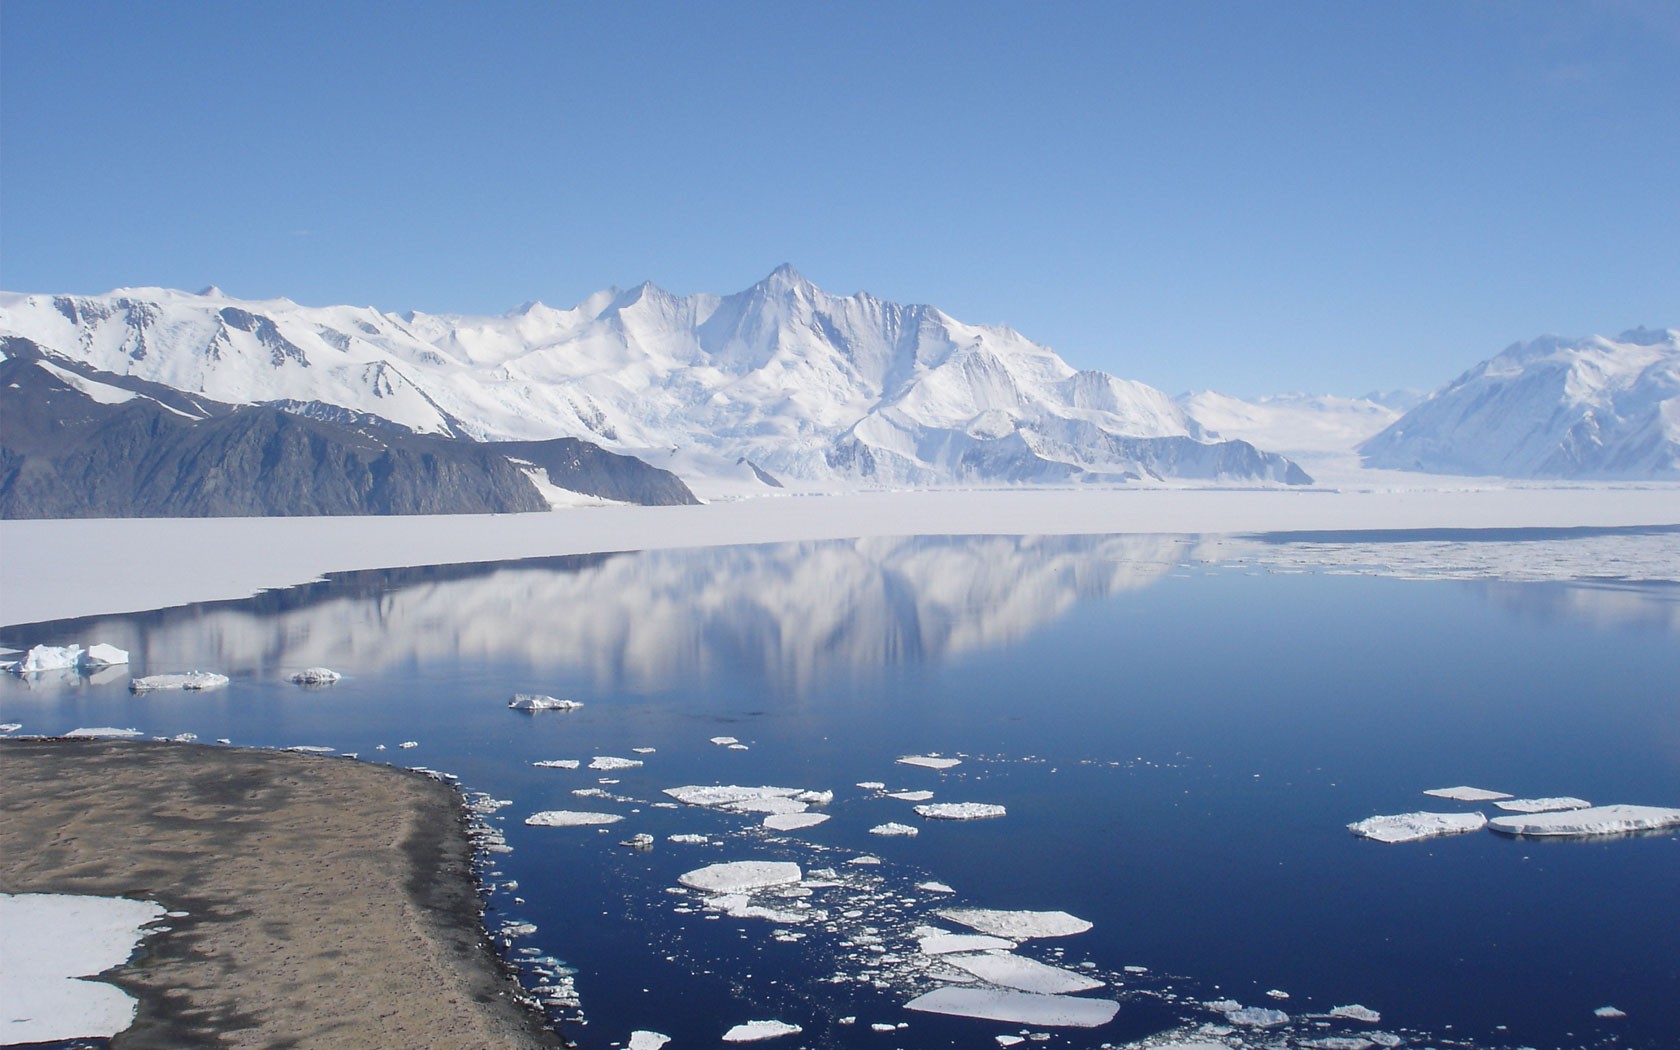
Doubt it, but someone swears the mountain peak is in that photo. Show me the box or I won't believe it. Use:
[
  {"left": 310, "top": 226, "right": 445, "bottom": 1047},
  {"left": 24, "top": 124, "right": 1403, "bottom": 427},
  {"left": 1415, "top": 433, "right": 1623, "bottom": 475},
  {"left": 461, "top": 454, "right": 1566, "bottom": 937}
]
[{"left": 760, "top": 263, "right": 813, "bottom": 294}]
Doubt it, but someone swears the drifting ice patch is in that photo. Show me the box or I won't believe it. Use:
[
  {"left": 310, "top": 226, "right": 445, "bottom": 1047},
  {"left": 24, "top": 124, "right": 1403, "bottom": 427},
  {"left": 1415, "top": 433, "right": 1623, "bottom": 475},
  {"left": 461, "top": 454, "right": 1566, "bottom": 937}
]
[
  {"left": 1422, "top": 785, "right": 1511, "bottom": 802},
  {"left": 916, "top": 802, "right": 1006, "bottom": 820},
  {"left": 888, "top": 790, "right": 935, "bottom": 801},
  {"left": 677, "top": 861, "right": 803, "bottom": 894},
  {"left": 1594, "top": 1005, "right": 1627, "bottom": 1018},
  {"left": 665, "top": 785, "right": 802, "bottom": 808},
  {"left": 710, "top": 736, "right": 739, "bottom": 746},
  {"left": 870, "top": 822, "right": 919, "bottom": 836},
  {"left": 0, "top": 892, "right": 167, "bottom": 1043},
  {"left": 1228, "top": 1006, "right": 1290, "bottom": 1027},
  {"left": 904, "top": 986, "right": 1118, "bottom": 1027},
  {"left": 64, "top": 727, "right": 143, "bottom": 739},
  {"left": 1494, "top": 796, "right": 1592, "bottom": 813},
  {"left": 917, "top": 880, "right": 956, "bottom": 894},
  {"left": 290, "top": 667, "right": 341, "bottom": 685},
  {"left": 1328, "top": 1004, "right": 1381, "bottom": 1023},
  {"left": 857, "top": 781, "right": 886, "bottom": 790},
  {"left": 944, "top": 951, "right": 1105, "bottom": 994},
  {"left": 533, "top": 759, "right": 580, "bottom": 769},
  {"left": 590, "top": 756, "right": 643, "bottom": 771},
  {"left": 915, "top": 927, "right": 1017, "bottom": 955},
  {"left": 763, "top": 812, "right": 829, "bottom": 832},
  {"left": 936, "top": 908, "right": 1093, "bottom": 939},
  {"left": 129, "top": 671, "right": 228, "bottom": 692},
  {"left": 629, "top": 1031, "right": 671, "bottom": 1050},
  {"left": 13, "top": 644, "right": 82, "bottom": 674},
  {"left": 722, "top": 1020, "right": 802, "bottom": 1042},
  {"left": 525, "top": 811, "right": 623, "bottom": 827},
  {"left": 898, "top": 754, "right": 962, "bottom": 770},
  {"left": 1347, "top": 811, "right": 1486, "bottom": 843},
  {"left": 509, "top": 693, "right": 583, "bottom": 711},
  {"left": 81, "top": 644, "right": 129, "bottom": 670},
  {"left": 1487, "top": 804, "right": 1680, "bottom": 837}
]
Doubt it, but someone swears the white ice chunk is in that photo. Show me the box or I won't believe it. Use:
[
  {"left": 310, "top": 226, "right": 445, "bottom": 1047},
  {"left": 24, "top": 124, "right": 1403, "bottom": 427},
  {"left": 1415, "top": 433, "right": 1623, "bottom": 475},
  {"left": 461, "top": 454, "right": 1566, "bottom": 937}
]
[
  {"left": 63, "top": 727, "right": 143, "bottom": 739},
  {"left": 898, "top": 754, "right": 962, "bottom": 770},
  {"left": 888, "top": 790, "right": 935, "bottom": 801},
  {"left": 0, "top": 724, "right": 20, "bottom": 733},
  {"left": 722, "top": 1020, "right": 802, "bottom": 1042},
  {"left": 904, "top": 986, "right": 1118, "bottom": 1027},
  {"left": 669, "top": 833, "right": 709, "bottom": 844},
  {"left": 629, "top": 1031, "right": 671, "bottom": 1050},
  {"left": 15, "top": 644, "right": 82, "bottom": 674},
  {"left": 1487, "top": 804, "right": 1680, "bottom": 837},
  {"left": 665, "top": 785, "right": 802, "bottom": 808},
  {"left": 678, "top": 861, "right": 803, "bottom": 894},
  {"left": 290, "top": 667, "right": 341, "bottom": 685},
  {"left": 282, "top": 745, "right": 334, "bottom": 753},
  {"left": 509, "top": 693, "right": 583, "bottom": 711},
  {"left": 726, "top": 796, "right": 809, "bottom": 816},
  {"left": 1228, "top": 1006, "right": 1289, "bottom": 1027},
  {"left": 1422, "top": 785, "right": 1512, "bottom": 802},
  {"left": 1347, "top": 811, "right": 1487, "bottom": 843},
  {"left": 1493, "top": 796, "right": 1592, "bottom": 813},
  {"left": 128, "top": 671, "right": 228, "bottom": 692},
  {"left": 915, "top": 927, "right": 1017, "bottom": 955},
  {"left": 590, "top": 756, "right": 643, "bottom": 771},
  {"left": 793, "top": 790, "right": 833, "bottom": 804},
  {"left": 80, "top": 644, "right": 129, "bottom": 669},
  {"left": 763, "top": 812, "right": 830, "bottom": 832},
  {"left": 916, "top": 802, "right": 1006, "bottom": 820},
  {"left": 917, "top": 881, "right": 955, "bottom": 893},
  {"left": 632, "top": 747, "right": 657, "bottom": 754},
  {"left": 1328, "top": 1004, "right": 1382, "bottom": 1023},
  {"left": 856, "top": 781, "right": 886, "bottom": 790},
  {"left": 936, "top": 909, "right": 1093, "bottom": 939},
  {"left": 0, "top": 892, "right": 166, "bottom": 1043},
  {"left": 398, "top": 741, "right": 418, "bottom": 748},
  {"left": 870, "top": 822, "right": 919, "bottom": 837},
  {"left": 710, "top": 736, "right": 740, "bottom": 745},
  {"left": 1594, "top": 1005, "right": 1627, "bottom": 1018},
  {"left": 533, "top": 759, "right": 581, "bottom": 769},
  {"left": 525, "top": 811, "right": 623, "bottom": 827},
  {"left": 945, "top": 951, "right": 1105, "bottom": 994}
]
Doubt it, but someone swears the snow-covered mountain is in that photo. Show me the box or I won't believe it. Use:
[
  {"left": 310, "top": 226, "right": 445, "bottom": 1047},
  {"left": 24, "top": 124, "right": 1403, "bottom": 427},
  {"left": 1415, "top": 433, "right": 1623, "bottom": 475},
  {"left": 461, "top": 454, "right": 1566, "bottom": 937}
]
[
  {"left": 1359, "top": 328, "right": 1680, "bottom": 479},
  {"left": 0, "top": 267, "right": 1310, "bottom": 490},
  {"left": 1179, "top": 391, "right": 1416, "bottom": 456}
]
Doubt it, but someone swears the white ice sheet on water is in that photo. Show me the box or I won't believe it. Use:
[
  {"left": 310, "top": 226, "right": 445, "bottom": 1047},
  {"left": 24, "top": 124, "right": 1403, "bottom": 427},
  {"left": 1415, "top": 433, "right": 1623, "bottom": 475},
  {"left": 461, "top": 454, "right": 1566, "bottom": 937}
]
[
  {"left": 677, "top": 861, "right": 803, "bottom": 894},
  {"left": 904, "top": 986, "right": 1118, "bottom": 1026},
  {"left": 944, "top": 951, "right": 1105, "bottom": 994},
  {"left": 0, "top": 892, "right": 166, "bottom": 1044},
  {"left": 936, "top": 908, "right": 1094, "bottom": 939},
  {"left": 1422, "top": 786, "right": 1511, "bottom": 802},
  {"left": 525, "top": 811, "right": 623, "bottom": 827},
  {"left": 1347, "top": 811, "right": 1487, "bottom": 843},
  {"left": 1488, "top": 804, "right": 1680, "bottom": 837},
  {"left": 721, "top": 1020, "right": 803, "bottom": 1041},
  {"left": 1493, "top": 797, "right": 1592, "bottom": 813},
  {"left": 898, "top": 754, "right": 962, "bottom": 770},
  {"left": 916, "top": 802, "right": 1006, "bottom": 820}
]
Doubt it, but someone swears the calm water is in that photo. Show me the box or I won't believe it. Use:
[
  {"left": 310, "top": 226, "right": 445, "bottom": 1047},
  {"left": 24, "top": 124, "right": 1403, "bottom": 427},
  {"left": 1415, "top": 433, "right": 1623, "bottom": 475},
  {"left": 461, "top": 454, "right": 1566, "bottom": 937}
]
[{"left": 3, "top": 531, "right": 1677, "bottom": 1050}]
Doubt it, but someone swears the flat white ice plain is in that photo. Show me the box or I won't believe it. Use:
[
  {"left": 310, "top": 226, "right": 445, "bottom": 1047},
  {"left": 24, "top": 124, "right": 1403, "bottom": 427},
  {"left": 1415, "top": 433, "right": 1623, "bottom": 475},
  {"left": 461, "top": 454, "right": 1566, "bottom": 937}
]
[
  {"left": 6, "top": 485, "right": 1676, "bottom": 625},
  {"left": 904, "top": 986, "right": 1119, "bottom": 1026},
  {"left": 1487, "top": 804, "right": 1680, "bottom": 837},
  {"left": 936, "top": 908, "right": 1095, "bottom": 939},
  {"left": 0, "top": 892, "right": 165, "bottom": 1044}
]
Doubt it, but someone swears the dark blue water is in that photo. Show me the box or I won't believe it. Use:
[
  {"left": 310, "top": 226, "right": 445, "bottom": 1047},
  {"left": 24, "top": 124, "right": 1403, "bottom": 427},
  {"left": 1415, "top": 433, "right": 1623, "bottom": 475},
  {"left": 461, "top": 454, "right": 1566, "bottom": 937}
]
[{"left": 3, "top": 533, "right": 1676, "bottom": 1049}]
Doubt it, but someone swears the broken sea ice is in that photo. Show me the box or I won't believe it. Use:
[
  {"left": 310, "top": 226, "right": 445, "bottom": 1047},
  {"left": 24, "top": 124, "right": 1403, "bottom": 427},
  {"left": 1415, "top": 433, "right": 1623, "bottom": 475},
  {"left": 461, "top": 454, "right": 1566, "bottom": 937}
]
[
  {"left": 721, "top": 1020, "right": 802, "bottom": 1042},
  {"left": 904, "top": 986, "right": 1118, "bottom": 1027},
  {"left": 1487, "top": 804, "right": 1680, "bottom": 837},
  {"left": 936, "top": 908, "right": 1094, "bottom": 939},
  {"left": 128, "top": 671, "right": 228, "bottom": 692},
  {"left": 1346, "top": 811, "right": 1486, "bottom": 843}
]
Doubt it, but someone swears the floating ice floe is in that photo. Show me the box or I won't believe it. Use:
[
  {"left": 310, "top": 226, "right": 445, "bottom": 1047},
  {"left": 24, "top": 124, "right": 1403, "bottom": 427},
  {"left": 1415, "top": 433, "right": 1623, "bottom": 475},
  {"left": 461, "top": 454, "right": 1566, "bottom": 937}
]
[
  {"left": 898, "top": 754, "right": 962, "bottom": 770},
  {"left": 915, "top": 927, "right": 1017, "bottom": 955},
  {"left": 871, "top": 822, "right": 919, "bottom": 837},
  {"left": 525, "top": 811, "right": 623, "bottom": 827},
  {"left": 763, "top": 812, "right": 830, "bottom": 832},
  {"left": 1228, "top": 1006, "right": 1289, "bottom": 1027},
  {"left": 1422, "top": 785, "right": 1512, "bottom": 802},
  {"left": 1594, "top": 1005, "right": 1627, "bottom": 1018},
  {"left": 509, "top": 693, "right": 582, "bottom": 712},
  {"left": 1347, "top": 811, "right": 1487, "bottom": 843},
  {"left": 532, "top": 759, "right": 580, "bottom": 769},
  {"left": 944, "top": 951, "right": 1105, "bottom": 994},
  {"left": 290, "top": 667, "right": 341, "bottom": 685},
  {"left": 12, "top": 644, "right": 82, "bottom": 674},
  {"left": 1487, "top": 804, "right": 1680, "bottom": 837},
  {"left": 710, "top": 736, "right": 740, "bottom": 746},
  {"left": 1328, "top": 1004, "right": 1381, "bottom": 1023},
  {"left": 916, "top": 802, "right": 1006, "bottom": 820},
  {"left": 722, "top": 1020, "right": 802, "bottom": 1042},
  {"left": 677, "top": 861, "right": 803, "bottom": 894},
  {"left": 857, "top": 781, "right": 886, "bottom": 790},
  {"left": 904, "top": 986, "right": 1117, "bottom": 1027},
  {"left": 620, "top": 833, "right": 655, "bottom": 850},
  {"left": 629, "top": 1032, "right": 671, "bottom": 1050},
  {"left": 0, "top": 892, "right": 167, "bottom": 1043},
  {"left": 590, "top": 756, "right": 643, "bottom": 771},
  {"left": 398, "top": 740, "right": 419, "bottom": 749},
  {"left": 632, "top": 747, "right": 657, "bottom": 754},
  {"left": 0, "top": 723, "right": 20, "bottom": 733},
  {"left": 888, "top": 790, "right": 935, "bottom": 801},
  {"left": 665, "top": 785, "right": 802, "bottom": 808},
  {"left": 917, "top": 880, "right": 955, "bottom": 894},
  {"left": 282, "top": 745, "right": 334, "bottom": 754},
  {"left": 63, "top": 727, "right": 143, "bottom": 739},
  {"left": 703, "top": 895, "right": 807, "bottom": 924},
  {"left": 794, "top": 789, "right": 833, "bottom": 804},
  {"left": 129, "top": 671, "right": 228, "bottom": 693},
  {"left": 937, "top": 908, "right": 1093, "bottom": 939},
  {"left": 80, "top": 644, "right": 129, "bottom": 670},
  {"left": 1493, "top": 796, "right": 1592, "bottom": 813},
  {"left": 669, "top": 833, "right": 709, "bottom": 844}
]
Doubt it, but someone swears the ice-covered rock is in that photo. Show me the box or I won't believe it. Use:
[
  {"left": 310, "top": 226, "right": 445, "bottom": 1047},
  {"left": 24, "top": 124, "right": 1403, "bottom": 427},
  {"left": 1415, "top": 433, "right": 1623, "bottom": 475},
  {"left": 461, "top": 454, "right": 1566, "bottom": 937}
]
[
  {"left": 1328, "top": 1004, "right": 1382, "bottom": 1023},
  {"left": 590, "top": 756, "right": 643, "bottom": 771},
  {"left": 1493, "top": 796, "right": 1592, "bottom": 813},
  {"left": 763, "top": 812, "right": 829, "bottom": 832},
  {"left": 904, "top": 986, "right": 1118, "bottom": 1026},
  {"left": 871, "top": 822, "right": 920, "bottom": 836},
  {"left": 289, "top": 667, "right": 341, "bottom": 685},
  {"left": 945, "top": 951, "right": 1105, "bottom": 994},
  {"left": 916, "top": 802, "right": 1006, "bottom": 820},
  {"left": 899, "top": 754, "right": 962, "bottom": 770},
  {"left": 15, "top": 645, "right": 83, "bottom": 674},
  {"left": 509, "top": 693, "right": 583, "bottom": 711},
  {"left": 722, "top": 1020, "right": 802, "bottom": 1042},
  {"left": 525, "top": 811, "right": 623, "bottom": 827},
  {"left": 79, "top": 644, "right": 129, "bottom": 670},
  {"left": 1487, "top": 804, "right": 1680, "bottom": 837},
  {"left": 677, "top": 861, "right": 803, "bottom": 894},
  {"left": 1347, "top": 811, "right": 1487, "bottom": 843},
  {"left": 129, "top": 671, "right": 228, "bottom": 692},
  {"left": 936, "top": 909, "right": 1093, "bottom": 939},
  {"left": 1422, "top": 785, "right": 1511, "bottom": 802}
]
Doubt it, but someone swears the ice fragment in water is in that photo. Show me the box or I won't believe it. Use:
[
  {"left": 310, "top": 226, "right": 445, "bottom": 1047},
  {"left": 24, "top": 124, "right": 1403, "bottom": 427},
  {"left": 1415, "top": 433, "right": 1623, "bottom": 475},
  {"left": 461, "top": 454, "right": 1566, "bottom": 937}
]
[
  {"left": 64, "top": 727, "right": 143, "bottom": 739},
  {"left": 1228, "top": 1006, "right": 1289, "bottom": 1027},
  {"left": 1347, "top": 811, "right": 1486, "bottom": 843},
  {"left": 1594, "top": 1005, "right": 1627, "bottom": 1018},
  {"left": 1494, "top": 796, "right": 1592, "bottom": 813},
  {"left": 1422, "top": 785, "right": 1512, "bottom": 802},
  {"left": 888, "top": 790, "right": 934, "bottom": 801},
  {"left": 904, "top": 987, "right": 1118, "bottom": 1027},
  {"left": 722, "top": 1020, "right": 803, "bottom": 1041},
  {"left": 129, "top": 671, "right": 228, "bottom": 692},
  {"left": 1328, "top": 1004, "right": 1381, "bottom": 1023},
  {"left": 917, "top": 802, "right": 1006, "bottom": 820},
  {"left": 629, "top": 1032, "right": 671, "bottom": 1050},
  {"left": 678, "top": 861, "right": 803, "bottom": 893},
  {"left": 669, "top": 833, "right": 709, "bottom": 844},
  {"left": 80, "top": 644, "right": 129, "bottom": 669},
  {"left": 525, "top": 811, "right": 623, "bottom": 827},
  {"left": 509, "top": 693, "right": 582, "bottom": 711},
  {"left": 916, "top": 927, "right": 1017, "bottom": 954},
  {"left": 936, "top": 909, "right": 1093, "bottom": 939},
  {"left": 763, "top": 812, "right": 829, "bottom": 832},
  {"left": 0, "top": 724, "right": 20, "bottom": 733},
  {"left": 856, "top": 781, "right": 886, "bottom": 790},
  {"left": 898, "top": 754, "right": 962, "bottom": 770},
  {"left": 665, "top": 785, "right": 802, "bottom": 808},
  {"left": 290, "top": 667, "right": 341, "bottom": 685},
  {"left": 1487, "top": 804, "right": 1680, "bottom": 837},
  {"left": 917, "top": 880, "right": 956, "bottom": 893},
  {"left": 710, "top": 736, "right": 739, "bottom": 745},
  {"left": 398, "top": 740, "right": 418, "bottom": 748},
  {"left": 14, "top": 644, "right": 82, "bottom": 674},
  {"left": 532, "top": 759, "right": 580, "bottom": 769},
  {"left": 632, "top": 747, "right": 657, "bottom": 754},
  {"left": 590, "top": 756, "right": 642, "bottom": 771},
  {"left": 945, "top": 952, "right": 1105, "bottom": 994},
  {"left": 871, "top": 822, "right": 919, "bottom": 836}
]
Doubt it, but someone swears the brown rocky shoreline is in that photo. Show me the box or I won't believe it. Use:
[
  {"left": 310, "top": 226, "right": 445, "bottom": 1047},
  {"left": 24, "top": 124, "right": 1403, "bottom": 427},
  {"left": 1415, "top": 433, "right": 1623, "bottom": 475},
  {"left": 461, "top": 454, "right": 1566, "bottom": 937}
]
[{"left": 0, "top": 738, "right": 560, "bottom": 1049}]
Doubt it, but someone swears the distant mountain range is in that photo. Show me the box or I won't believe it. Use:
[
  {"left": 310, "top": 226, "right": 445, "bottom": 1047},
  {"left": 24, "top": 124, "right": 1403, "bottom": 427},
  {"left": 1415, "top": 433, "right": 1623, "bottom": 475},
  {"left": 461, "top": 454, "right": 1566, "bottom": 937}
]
[{"left": 0, "top": 267, "right": 1310, "bottom": 493}]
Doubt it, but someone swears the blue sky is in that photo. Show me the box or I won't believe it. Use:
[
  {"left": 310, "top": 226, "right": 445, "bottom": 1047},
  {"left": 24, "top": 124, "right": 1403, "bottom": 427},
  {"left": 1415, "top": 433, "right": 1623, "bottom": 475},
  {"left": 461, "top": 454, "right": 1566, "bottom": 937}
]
[{"left": 2, "top": 1, "right": 1675, "bottom": 395}]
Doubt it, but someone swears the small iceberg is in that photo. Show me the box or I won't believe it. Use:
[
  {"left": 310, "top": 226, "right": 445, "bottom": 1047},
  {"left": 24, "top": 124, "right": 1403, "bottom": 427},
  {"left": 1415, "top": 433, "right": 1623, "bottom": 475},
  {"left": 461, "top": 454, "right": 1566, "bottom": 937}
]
[
  {"left": 1422, "top": 785, "right": 1511, "bottom": 802},
  {"left": 1493, "top": 796, "right": 1592, "bottom": 814},
  {"left": 525, "top": 811, "right": 623, "bottom": 827},
  {"left": 1347, "top": 811, "right": 1486, "bottom": 843},
  {"left": 13, "top": 644, "right": 82, "bottom": 674},
  {"left": 532, "top": 759, "right": 580, "bottom": 769},
  {"left": 509, "top": 693, "right": 583, "bottom": 711},
  {"left": 916, "top": 802, "right": 1006, "bottom": 820},
  {"left": 1229, "top": 1006, "right": 1290, "bottom": 1027},
  {"left": 936, "top": 908, "right": 1093, "bottom": 939},
  {"left": 898, "top": 754, "right": 962, "bottom": 770},
  {"left": 289, "top": 667, "right": 341, "bottom": 685},
  {"left": 589, "top": 756, "right": 643, "bottom": 771},
  {"left": 1487, "top": 804, "right": 1680, "bottom": 837},
  {"left": 870, "top": 822, "right": 919, "bottom": 837},
  {"left": 904, "top": 986, "right": 1117, "bottom": 1027},
  {"left": 677, "top": 861, "right": 803, "bottom": 894},
  {"left": 629, "top": 1032, "right": 671, "bottom": 1050},
  {"left": 722, "top": 1020, "right": 802, "bottom": 1042},
  {"left": 1328, "top": 1004, "right": 1382, "bottom": 1023},
  {"left": 80, "top": 644, "right": 129, "bottom": 670},
  {"left": 129, "top": 671, "right": 228, "bottom": 693}
]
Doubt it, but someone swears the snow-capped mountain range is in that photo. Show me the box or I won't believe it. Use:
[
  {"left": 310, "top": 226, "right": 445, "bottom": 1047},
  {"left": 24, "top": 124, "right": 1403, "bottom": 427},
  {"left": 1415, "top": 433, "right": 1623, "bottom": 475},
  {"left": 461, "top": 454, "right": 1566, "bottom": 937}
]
[
  {"left": 1359, "top": 327, "right": 1680, "bottom": 479},
  {"left": 0, "top": 267, "right": 1308, "bottom": 491}
]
